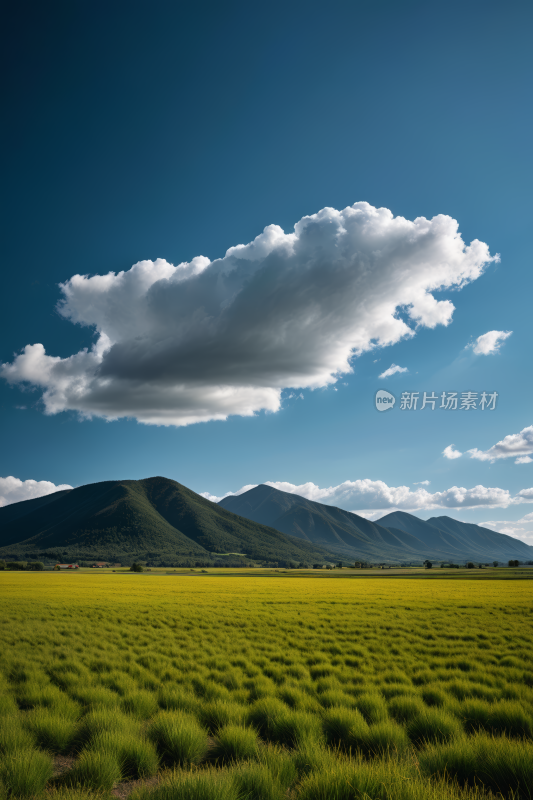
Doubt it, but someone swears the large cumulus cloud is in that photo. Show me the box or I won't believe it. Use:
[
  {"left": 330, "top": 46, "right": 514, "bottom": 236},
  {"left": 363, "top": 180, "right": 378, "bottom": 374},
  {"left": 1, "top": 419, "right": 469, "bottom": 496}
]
[{"left": 1, "top": 203, "right": 497, "bottom": 426}]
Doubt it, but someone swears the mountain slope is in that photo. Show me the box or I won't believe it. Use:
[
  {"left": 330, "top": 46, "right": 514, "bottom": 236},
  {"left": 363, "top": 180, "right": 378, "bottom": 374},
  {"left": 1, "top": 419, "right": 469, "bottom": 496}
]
[
  {"left": 220, "top": 485, "right": 533, "bottom": 562},
  {"left": 377, "top": 510, "right": 533, "bottom": 560},
  {"left": 427, "top": 515, "right": 532, "bottom": 559},
  {"left": 0, "top": 477, "right": 337, "bottom": 564},
  {"left": 0, "top": 490, "right": 73, "bottom": 525},
  {"left": 219, "top": 485, "right": 437, "bottom": 561}
]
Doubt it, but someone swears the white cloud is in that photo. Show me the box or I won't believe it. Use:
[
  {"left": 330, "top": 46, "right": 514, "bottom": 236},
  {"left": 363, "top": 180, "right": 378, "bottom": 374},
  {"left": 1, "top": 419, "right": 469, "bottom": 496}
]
[
  {"left": 414, "top": 480, "right": 431, "bottom": 485},
  {"left": 478, "top": 518, "right": 533, "bottom": 545},
  {"left": 205, "top": 478, "right": 533, "bottom": 513},
  {"left": 443, "top": 444, "right": 463, "bottom": 460},
  {"left": 1, "top": 203, "right": 497, "bottom": 427},
  {"left": 471, "top": 330, "right": 512, "bottom": 355},
  {"left": 379, "top": 364, "right": 408, "bottom": 379},
  {"left": 200, "top": 484, "right": 258, "bottom": 503},
  {"left": 0, "top": 476, "right": 72, "bottom": 508},
  {"left": 468, "top": 425, "right": 533, "bottom": 463}
]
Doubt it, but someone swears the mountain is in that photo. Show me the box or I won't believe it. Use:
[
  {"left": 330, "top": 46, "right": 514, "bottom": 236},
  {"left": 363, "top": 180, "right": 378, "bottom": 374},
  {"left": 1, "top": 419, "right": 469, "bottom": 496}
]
[
  {"left": 427, "top": 515, "right": 530, "bottom": 559},
  {"left": 219, "top": 484, "right": 435, "bottom": 562},
  {"left": 0, "top": 477, "right": 337, "bottom": 565},
  {"left": 378, "top": 510, "right": 532, "bottom": 560},
  {"left": 219, "top": 485, "right": 533, "bottom": 563}
]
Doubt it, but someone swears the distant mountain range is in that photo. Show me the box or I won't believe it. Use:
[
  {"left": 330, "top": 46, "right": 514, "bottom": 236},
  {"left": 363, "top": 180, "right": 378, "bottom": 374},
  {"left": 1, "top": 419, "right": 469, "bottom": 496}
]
[
  {"left": 2, "top": 477, "right": 530, "bottom": 566},
  {"left": 0, "top": 477, "right": 337, "bottom": 565},
  {"left": 219, "top": 484, "right": 533, "bottom": 563}
]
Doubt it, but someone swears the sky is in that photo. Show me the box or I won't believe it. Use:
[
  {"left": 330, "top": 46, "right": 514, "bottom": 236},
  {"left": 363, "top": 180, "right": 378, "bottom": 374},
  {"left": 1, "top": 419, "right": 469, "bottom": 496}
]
[{"left": 1, "top": 0, "right": 532, "bottom": 543}]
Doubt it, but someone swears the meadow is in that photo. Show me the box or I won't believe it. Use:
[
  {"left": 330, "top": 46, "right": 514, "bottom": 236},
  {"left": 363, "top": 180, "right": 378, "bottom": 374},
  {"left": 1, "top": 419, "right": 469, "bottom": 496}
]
[{"left": 0, "top": 572, "right": 532, "bottom": 800}]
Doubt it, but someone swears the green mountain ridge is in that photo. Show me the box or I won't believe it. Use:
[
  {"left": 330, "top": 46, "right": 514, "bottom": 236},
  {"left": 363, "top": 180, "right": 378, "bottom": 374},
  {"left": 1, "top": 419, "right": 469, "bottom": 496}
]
[{"left": 0, "top": 477, "right": 338, "bottom": 564}]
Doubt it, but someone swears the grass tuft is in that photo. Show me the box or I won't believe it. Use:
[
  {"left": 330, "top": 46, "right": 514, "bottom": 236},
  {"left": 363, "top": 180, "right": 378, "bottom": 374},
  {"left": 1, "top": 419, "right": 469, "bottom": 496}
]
[
  {"left": 149, "top": 712, "right": 208, "bottom": 766},
  {"left": 210, "top": 725, "right": 260, "bottom": 763},
  {"left": 129, "top": 766, "right": 237, "bottom": 800},
  {"left": 24, "top": 708, "right": 79, "bottom": 754},
  {"left": 0, "top": 748, "right": 54, "bottom": 797},
  {"left": 63, "top": 749, "right": 123, "bottom": 790},
  {"left": 90, "top": 731, "right": 159, "bottom": 778},
  {"left": 0, "top": 722, "right": 36, "bottom": 755}
]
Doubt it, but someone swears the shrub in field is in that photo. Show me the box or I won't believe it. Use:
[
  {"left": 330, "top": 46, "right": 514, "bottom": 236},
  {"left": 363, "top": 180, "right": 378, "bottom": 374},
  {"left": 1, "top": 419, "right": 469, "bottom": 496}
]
[
  {"left": 407, "top": 708, "right": 463, "bottom": 745},
  {"left": 24, "top": 708, "right": 79, "bottom": 754},
  {"left": 355, "top": 692, "right": 389, "bottom": 724},
  {"left": 419, "top": 731, "right": 533, "bottom": 797},
  {"left": 64, "top": 750, "right": 123, "bottom": 790},
  {"left": 130, "top": 766, "right": 237, "bottom": 800},
  {"left": 90, "top": 731, "right": 159, "bottom": 778},
  {"left": 0, "top": 748, "right": 54, "bottom": 797},
  {"left": 121, "top": 690, "right": 159, "bottom": 719},
  {"left": 149, "top": 711, "right": 208, "bottom": 766},
  {"left": 197, "top": 700, "right": 244, "bottom": 734},
  {"left": 210, "top": 725, "right": 260, "bottom": 763},
  {"left": 322, "top": 707, "right": 369, "bottom": 751}
]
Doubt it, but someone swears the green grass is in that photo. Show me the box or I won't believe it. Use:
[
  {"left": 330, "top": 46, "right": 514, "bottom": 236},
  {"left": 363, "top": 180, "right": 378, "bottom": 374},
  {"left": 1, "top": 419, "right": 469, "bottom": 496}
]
[
  {"left": 419, "top": 731, "right": 533, "bottom": 797},
  {"left": 23, "top": 708, "right": 79, "bottom": 754},
  {"left": 90, "top": 731, "right": 159, "bottom": 778},
  {"left": 210, "top": 725, "right": 260, "bottom": 763},
  {"left": 149, "top": 712, "right": 209, "bottom": 766},
  {"left": 130, "top": 767, "right": 237, "bottom": 800},
  {"left": 0, "top": 722, "right": 36, "bottom": 755},
  {"left": 0, "top": 749, "right": 54, "bottom": 797},
  {"left": 63, "top": 750, "right": 123, "bottom": 790},
  {"left": 0, "top": 573, "right": 532, "bottom": 800}
]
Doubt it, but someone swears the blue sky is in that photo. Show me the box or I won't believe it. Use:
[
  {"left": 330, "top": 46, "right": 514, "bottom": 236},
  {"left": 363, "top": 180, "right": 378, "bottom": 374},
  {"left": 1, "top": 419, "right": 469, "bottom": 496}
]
[{"left": 1, "top": 0, "right": 532, "bottom": 541}]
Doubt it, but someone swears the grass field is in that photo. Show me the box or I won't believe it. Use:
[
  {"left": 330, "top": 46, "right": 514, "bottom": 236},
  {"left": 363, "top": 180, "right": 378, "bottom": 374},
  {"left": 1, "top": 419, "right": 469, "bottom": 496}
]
[{"left": 0, "top": 572, "right": 532, "bottom": 800}]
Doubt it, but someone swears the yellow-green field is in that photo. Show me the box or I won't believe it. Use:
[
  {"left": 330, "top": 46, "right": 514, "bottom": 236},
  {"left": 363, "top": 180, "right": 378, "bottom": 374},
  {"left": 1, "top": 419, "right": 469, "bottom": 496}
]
[{"left": 0, "top": 573, "right": 532, "bottom": 800}]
